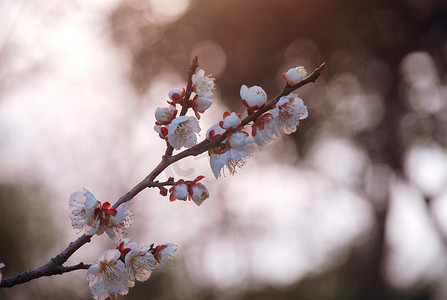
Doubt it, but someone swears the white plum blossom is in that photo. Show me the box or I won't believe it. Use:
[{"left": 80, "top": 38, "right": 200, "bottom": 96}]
[
  {"left": 86, "top": 249, "right": 134, "bottom": 300},
  {"left": 225, "top": 132, "right": 254, "bottom": 175},
  {"left": 190, "top": 182, "right": 209, "bottom": 206},
  {"left": 209, "top": 131, "right": 253, "bottom": 178},
  {"left": 251, "top": 113, "right": 278, "bottom": 146},
  {"left": 207, "top": 123, "right": 254, "bottom": 179},
  {"left": 69, "top": 188, "right": 101, "bottom": 235},
  {"left": 209, "top": 151, "right": 230, "bottom": 179},
  {"left": 169, "top": 181, "right": 188, "bottom": 202},
  {"left": 153, "top": 243, "right": 177, "bottom": 266},
  {"left": 124, "top": 243, "right": 157, "bottom": 282},
  {"left": 240, "top": 85, "right": 267, "bottom": 111},
  {"left": 99, "top": 201, "right": 134, "bottom": 242},
  {"left": 186, "top": 176, "right": 210, "bottom": 206},
  {"left": 192, "top": 95, "right": 212, "bottom": 118},
  {"left": 69, "top": 188, "right": 133, "bottom": 242},
  {"left": 207, "top": 123, "right": 226, "bottom": 140},
  {"left": 228, "top": 131, "right": 254, "bottom": 149},
  {"left": 272, "top": 93, "right": 308, "bottom": 134},
  {"left": 167, "top": 116, "right": 201, "bottom": 150},
  {"left": 219, "top": 112, "right": 241, "bottom": 130},
  {"left": 155, "top": 105, "right": 177, "bottom": 125},
  {"left": 192, "top": 69, "right": 215, "bottom": 98},
  {"left": 283, "top": 66, "right": 307, "bottom": 86},
  {"left": 168, "top": 88, "right": 185, "bottom": 103}
]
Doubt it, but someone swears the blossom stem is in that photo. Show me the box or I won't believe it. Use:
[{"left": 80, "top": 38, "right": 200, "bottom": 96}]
[
  {"left": 180, "top": 55, "right": 199, "bottom": 117},
  {"left": 165, "top": 56, "right": 200, "bottom": 157}
]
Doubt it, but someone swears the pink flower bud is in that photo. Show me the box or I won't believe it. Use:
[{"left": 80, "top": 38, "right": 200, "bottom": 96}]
[{"left": 168, "top": 88, "right": 185, "bottom": 103}]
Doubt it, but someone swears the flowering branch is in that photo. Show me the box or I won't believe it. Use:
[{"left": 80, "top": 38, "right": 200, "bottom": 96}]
[
  {"left": 198, "top": 62, "right": 327, "bottom": 152},
  {"left": 0, "top": 57, "right": 325, "bottom": 298}
]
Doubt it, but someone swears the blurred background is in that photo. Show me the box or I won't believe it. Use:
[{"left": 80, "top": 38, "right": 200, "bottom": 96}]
[{"left": 1, "top": 0, "right": 447, "bottom": 299}]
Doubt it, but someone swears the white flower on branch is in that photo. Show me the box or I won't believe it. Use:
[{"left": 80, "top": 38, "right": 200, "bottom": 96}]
[
  {"left": 167, "top": 116, "right": 201, "bottom": 150},
  {"left": 154, "top": 105, "right": 178, "bottom": 125},
  {"left": 251, "top": 113, "right": 278, "bottom": 146},
  {"left": 283, "top": 66, "right": 307, "bottom": 86},
  {"left": 228, "top": 131, "right": 254, "bottom": 150},
  {"left": 169, "top": 181, "right": 189, "bottom": 201},
  {"left": 69, "top": 188, "right": 101, "bottom": 235},
  {"left": 224, "top": 132, "right": 254, "bottom": 174},
  {"left": 206, "top": 122, "right": 226, "bottom": 141},
  {"left": 86, "top": 249, "right": 134, "bottom": 300},
  {"left": 69, "top": 188, "right": 133, "bottom": 242},
  {"left": 219, "top": 111, "right": 241, "bottom": 130},
  {"left": 117, "top": 239, "right": 157, "bottom": 282},
  {"left": 208, "top": 128, "right": 254, "bottom": 179},
  {"left": 189, "top": 177, "right": 210, "bottom": 206},
  {"left": 168, "top": 176, "right": 210, "bottom": 206},
  {"left": 125, "top": 245, "right": 156, "bottom": 282},
  {"left": 191, "top": 95, "right": 212, "bottom": 119},
  {"left": 272, "top": 93, "right": 308, "bottom": 135},
  {"left": 98, "top": 201, "right": 134, "bottom": 242},
  {"left": 192, "top": 69, "right": 215, "bottom": 98},
  {"left": 152, "top": 243, "right": 177, "bottom": 267},
  {"left": 240, "top": 84, "right": 267, "bottom": 112}
]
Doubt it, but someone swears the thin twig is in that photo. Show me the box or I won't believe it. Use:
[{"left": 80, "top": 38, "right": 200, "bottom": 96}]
[
  {"left": 180, "top": 55, "right": 199, "bottom": 116},
  {"left": 165, "top": 56, "right": 200, "bottom": 158}
]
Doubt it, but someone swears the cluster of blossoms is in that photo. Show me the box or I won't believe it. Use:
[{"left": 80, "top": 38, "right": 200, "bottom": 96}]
[
  {"left": 69, "top": 189, "right": 177, "bottom": 299},
  {"left": 64, "top": 62, "right": 310, "bottom": 300},
  {"left": 204, "top": 69, "right": 308, "bottom": 178},
  {"left": 153, "top": 66, "right": 308, "bottom": 180},
  {"left": 87, "top": 240, "right": 176, "bottom": 300},
  {"left": 154, "top": 69, "right": 215, "bottom": 150}
]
